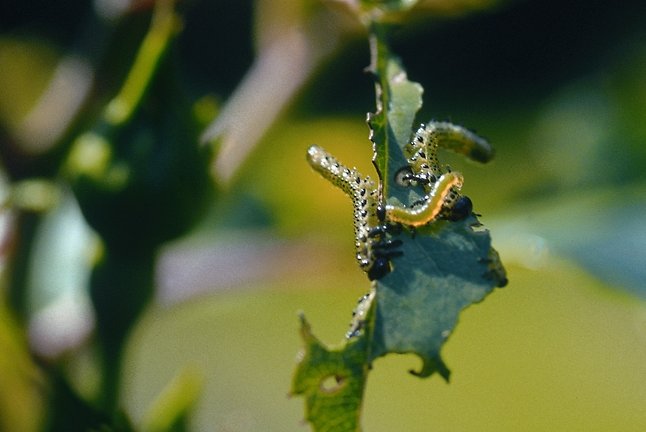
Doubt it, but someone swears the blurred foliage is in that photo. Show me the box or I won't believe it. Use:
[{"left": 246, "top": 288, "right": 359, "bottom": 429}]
[
  {"left": 0, "top": 300, "right": 45, "bottom": 431},
  {"left": 2, "top": 0, "right": 214, "bottom": 430},
  {"left": 1, "top": 0, "right": 646, "bottom": 431}
]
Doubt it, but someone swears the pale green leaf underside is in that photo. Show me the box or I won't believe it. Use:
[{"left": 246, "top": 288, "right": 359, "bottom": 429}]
[
  {"left": 369, "top": 43, "right": 502, "bottom": 379},
  {"left": 371, "top": 217, "right": 497, "bottom": 379}
]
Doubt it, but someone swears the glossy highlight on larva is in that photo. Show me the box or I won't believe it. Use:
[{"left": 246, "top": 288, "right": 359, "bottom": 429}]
[
  {"left": 305, "top": 122, "right": 492, "bottom": 279},
  {"left": 306, "top": 145, "right": 401, "bottom": 280},
  {"left": 385, "top": 121, "right": 491, "bottom": 226}
]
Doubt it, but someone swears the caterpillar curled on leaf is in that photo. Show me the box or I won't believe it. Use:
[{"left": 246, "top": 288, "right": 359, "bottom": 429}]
[
  {"left": 388, "top": 121, "right": 492, "bottom": 227},
  {"left": 406, "top": 121, "right": 494, "bottom": 167},
  {"left": 386, "top": 171, "right": 464, "bottom": 227},
  {"left": 306, "top": 145, "right": 402, "bottom": 280}
]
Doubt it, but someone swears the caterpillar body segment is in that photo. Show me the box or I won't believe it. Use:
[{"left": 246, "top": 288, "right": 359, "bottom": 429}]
[
  {"left": 389, "top": 121, "right": 492, "bottom": 226},
  {"left": 407, "top": 121, "right": 494, "bottom": 167},
  {"left": 305, "top": 121, "right": 491, "bottom": 277},
  {"left": 306, "top": 145, "right": 401, "bottom": 280},
  {"left": 385, "top": 171, "right": 464, "bottom": 227}
]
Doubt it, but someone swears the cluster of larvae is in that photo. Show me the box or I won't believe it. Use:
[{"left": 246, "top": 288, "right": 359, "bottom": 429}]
[{"left": 306, "top": 121, "right": 494, "bottom": 281}]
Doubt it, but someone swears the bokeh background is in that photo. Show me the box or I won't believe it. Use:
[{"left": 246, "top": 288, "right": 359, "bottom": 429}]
[{"left": 1, "top": 0, "right": 646, "bottom": 430}]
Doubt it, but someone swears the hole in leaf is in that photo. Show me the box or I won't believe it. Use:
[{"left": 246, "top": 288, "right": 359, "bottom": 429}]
[{"left": 319, "top": 374, "right": 346, "bottom": 394}]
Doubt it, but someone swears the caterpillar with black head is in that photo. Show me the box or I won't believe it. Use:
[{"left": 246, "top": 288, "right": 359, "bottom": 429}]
[
  {"left": 386, "top": 122, "right": 493, "bottom": 226},
  {"left": 306, "top": 145, "right": 402, "bottom": 280},
  {"left": 306, "top": 123, "right": 491, "bottom": 278},
  {"left": 405, "top": 122, "right": 493, "bottom": 174}
]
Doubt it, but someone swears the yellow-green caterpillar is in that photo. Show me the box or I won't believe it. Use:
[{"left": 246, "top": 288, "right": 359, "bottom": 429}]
[
  {"left": 386, "top": 171, "right": 464, "bottom": 227},
  {"left": 406, "top": 122, "right": 493, "bottom": 172},
  {"left": 386, "top": 122, "right": 492, "bottom": 226},
  {"left": 306, "top": 122, "right": 492, "bottom": 279},
  {"left": 306, "top": 145, "right": 401, "bottom": 280}
]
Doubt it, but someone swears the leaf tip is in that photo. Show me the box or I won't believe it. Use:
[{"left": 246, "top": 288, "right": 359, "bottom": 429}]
[{"left": 409, "top": 354, "right": 451, "bottom": 381}]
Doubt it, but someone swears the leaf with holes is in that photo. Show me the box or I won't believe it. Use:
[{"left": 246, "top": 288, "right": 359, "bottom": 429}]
[
  {"left": 367, "top": 28, "right": 506, "bottom": 379},
  {"left": 291, "top": 315, "right": 369, "bottom": 432},
  {"left": 370, "top": 217, "right": 505, "bottom": 379},
  {"left": 292, "top": 20, "right": 506, "bottom": 432}
]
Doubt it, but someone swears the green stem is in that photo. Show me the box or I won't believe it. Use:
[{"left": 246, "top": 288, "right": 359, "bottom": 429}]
[
  {"left": 103, "top": 0, "right": 180, "bottom": 127},
  {"left": 368, "top": 22, "right": 393, "bottom": 116},
  {"left": 368, "top": 22, "right": 390, "bottom": 201},
  {"left": 90, "top": 250, "right": 155, "bottom": 412},
  {"left": 6, "top": 212, "right": 41, "bottom": 324},
  {"left": 367, "top": 20, "right": 423, "bottom": 205},
  {"left": 77, "top": 0, "right": 180, "bottom": 413}
]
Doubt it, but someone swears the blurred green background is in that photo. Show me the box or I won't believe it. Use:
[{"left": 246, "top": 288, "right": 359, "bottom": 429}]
[{"left": 2, "top": 0, "right": 646, "bottom": 431}]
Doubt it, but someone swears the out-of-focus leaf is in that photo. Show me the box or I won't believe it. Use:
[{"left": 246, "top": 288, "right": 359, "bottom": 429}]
[
  {"left": 0, "top": 304, "right": 44, "bottom": 432},
  {"left": 141, "top": 367, "right": 203, "bottom": 432},
  {"left": 202, "top": 0, "right": 354, "bottom": 184},
  {"left": 60, "top": 1, "right": 214, "bottom": 414},
  {"left": 331, "top": 0, "right": 502, "bottom": 23},
  {"left": 42, "top": 372, "right": 123, "bottom": 432},
  {"left": 491, "top": 184, "right": 646, "bottom": 298},
  {"left": 361, "top": 0, "right": 420, "bottom": 12},
  {"left": 64, "top": 3, "right": 213, "bottom": 253},
  {"left": 0, "top": 38, "right": 59, "bottom": 129}
]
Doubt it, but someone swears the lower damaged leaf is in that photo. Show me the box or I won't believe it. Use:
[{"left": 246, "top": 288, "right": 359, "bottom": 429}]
[{"left": 291, "top": 314, "right": 369, "bottom": 432}]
